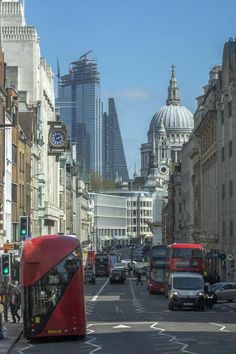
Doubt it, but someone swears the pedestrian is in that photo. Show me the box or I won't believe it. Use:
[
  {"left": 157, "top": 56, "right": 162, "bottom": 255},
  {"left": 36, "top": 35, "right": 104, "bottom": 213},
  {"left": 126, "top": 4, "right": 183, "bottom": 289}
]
[
  {"left": 136, "top": 270, "right": 143, "bottom": 285},
  {"left": 9, "top": 287, "right": 21, "bottom": 323}
]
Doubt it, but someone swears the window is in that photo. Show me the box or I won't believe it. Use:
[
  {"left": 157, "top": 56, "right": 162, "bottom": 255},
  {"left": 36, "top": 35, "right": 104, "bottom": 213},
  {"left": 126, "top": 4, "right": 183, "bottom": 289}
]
[
  {"left": 221, "top": 110, "right": 224, "bottom": 125},
  {"left": 230, "top": 220, "right": 233, "bottom": 237},
  {"left": 228, "top": 102, "right": 232, "bottom": 117},
  {"left": 222, "top": 221, "right": 225, "bottom": 237},
  {"left": 222, "top": 147, "right": 224, "bottom": 162},
  {"left": 230, "top": 180, "right": 233, "bottom": 197},
  {"left": 12, "top": 183, "right": 17, "bottom": 203},
  {"left": 229, "top": 141, "right": 232, "bottom": 157},
  {"left": 12, "top": 144, "right": 17, "bottom": 165},
  {"left": 222, "top": 184, "right": 225, "bottom": 199}
]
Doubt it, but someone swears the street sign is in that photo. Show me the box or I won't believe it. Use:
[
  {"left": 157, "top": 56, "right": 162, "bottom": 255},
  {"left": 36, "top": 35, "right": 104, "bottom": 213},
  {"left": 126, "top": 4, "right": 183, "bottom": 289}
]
[
  {"left": 3, "top": 243, "right": 16, "bottom": 251},
  {"left": 227, "top": 254, "right": 234, "bottom": 261},
  {"left": 219, "top": 253, "right": 226, "bottom": 260}
]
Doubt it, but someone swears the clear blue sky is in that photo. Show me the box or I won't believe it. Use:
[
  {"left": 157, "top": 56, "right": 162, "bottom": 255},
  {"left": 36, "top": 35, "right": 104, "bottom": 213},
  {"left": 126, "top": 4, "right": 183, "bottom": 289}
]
[{"left": 25, "top": 0, "right": 236, "bottom": 175}]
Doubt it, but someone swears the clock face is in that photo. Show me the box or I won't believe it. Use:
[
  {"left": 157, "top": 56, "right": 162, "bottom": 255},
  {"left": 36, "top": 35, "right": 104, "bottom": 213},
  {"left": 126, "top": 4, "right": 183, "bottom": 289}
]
[
  {"left": 159, "top": 165, "right": 168, "bottom": 175},
  {"left": 49, "top": 130, "right": 65, "bottom": 147}
]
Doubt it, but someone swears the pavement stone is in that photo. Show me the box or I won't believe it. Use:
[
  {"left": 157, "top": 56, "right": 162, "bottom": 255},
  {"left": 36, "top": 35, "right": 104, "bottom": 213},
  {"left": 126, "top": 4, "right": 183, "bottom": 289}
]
[{"left": 0, "top": 310, "right": 23, "bottom": 354}]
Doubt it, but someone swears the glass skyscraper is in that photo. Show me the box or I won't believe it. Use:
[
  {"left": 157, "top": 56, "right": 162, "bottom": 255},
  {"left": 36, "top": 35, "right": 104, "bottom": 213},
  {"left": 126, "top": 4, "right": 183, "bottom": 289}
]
[
  {"left": 103, "top": 98, "right": 129, "bottom": 181},
  {"left": 56, "top": 54, "right": 103, "bottom": 175}
]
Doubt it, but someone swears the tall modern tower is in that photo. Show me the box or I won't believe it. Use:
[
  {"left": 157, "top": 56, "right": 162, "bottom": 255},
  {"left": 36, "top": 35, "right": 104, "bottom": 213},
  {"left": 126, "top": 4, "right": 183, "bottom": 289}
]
[
  {"left": 103, "top": 98, "right": 129, "bottom": 181},
  {"left": 56, "top": 52, "right": 103, "bottom": 175}
]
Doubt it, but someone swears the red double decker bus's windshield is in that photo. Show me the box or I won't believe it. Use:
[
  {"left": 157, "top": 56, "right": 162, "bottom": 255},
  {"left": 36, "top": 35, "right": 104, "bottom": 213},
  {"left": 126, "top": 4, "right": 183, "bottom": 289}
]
[
  {"left": 148, "top": 245, "right": 168, "bottom": 293},
  {"left": 95, "top": 253, "right": 110, "bottom": 276},
  {"left": 20, "top": 235, "right": 86, "bottom": 339},
  {"left": 168, "top": 243, "right": 204, "bottom": 273}
]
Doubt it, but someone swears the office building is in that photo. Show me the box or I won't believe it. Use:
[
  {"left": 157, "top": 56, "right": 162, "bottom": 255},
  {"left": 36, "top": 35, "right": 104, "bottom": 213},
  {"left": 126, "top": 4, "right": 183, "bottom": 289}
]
[
  {"left": 57, "top": 53, "right": 103, "bottom": 175},
  {"left": 103, "top": 98, "right": 129, "bottom": 181}
]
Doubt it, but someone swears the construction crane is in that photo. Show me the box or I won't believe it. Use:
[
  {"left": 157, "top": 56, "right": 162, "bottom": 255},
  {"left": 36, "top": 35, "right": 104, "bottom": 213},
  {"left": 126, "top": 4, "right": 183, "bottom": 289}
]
[{"left": 80, "top": 50, "right": 93, "bottom": 60}]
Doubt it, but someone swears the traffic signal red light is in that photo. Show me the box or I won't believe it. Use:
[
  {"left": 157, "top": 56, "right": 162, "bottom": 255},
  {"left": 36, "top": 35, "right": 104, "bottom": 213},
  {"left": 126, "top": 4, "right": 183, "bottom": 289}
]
[{"left": 1, "top": 253, "right": 11, "bottom": 276}]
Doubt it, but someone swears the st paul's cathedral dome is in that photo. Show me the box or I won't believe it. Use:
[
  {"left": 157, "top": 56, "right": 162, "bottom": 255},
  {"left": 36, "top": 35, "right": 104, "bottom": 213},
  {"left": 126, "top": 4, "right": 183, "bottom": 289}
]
[{"left": 140, "top": 65, "right": 194, "bottom": 190}]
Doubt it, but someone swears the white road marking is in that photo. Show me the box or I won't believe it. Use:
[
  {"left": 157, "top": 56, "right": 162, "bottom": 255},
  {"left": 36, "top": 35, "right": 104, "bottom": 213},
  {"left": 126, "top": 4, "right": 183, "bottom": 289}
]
[
  {"left": 17, "top": 343, "right": 34, "bottom": 354},
  {"left": 150, "top": 322, "right": 198, "bottom": 354},
  {"left": 86, "top": 324, "right": 103, "bottom": 353},
  {"left": 91, "top": 278, "right": 109, "bottom": 301},
  {"left": 209, "top": 322, "right": 231, "bottom": 332},
  {"left": 129, "top": 278, "right": 136, "bottom": 300},
  {"left": 115, "top": 305, "right": 124, "bottom": 314},
  {"left": 113, "top": 324, "right": 131, "bottom": 329}
]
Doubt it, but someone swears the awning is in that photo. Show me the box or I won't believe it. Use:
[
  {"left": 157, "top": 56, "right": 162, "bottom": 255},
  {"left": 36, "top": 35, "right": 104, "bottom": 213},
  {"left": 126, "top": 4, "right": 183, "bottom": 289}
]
[
  {"left": 113, "top": 235, "right": 130, "bottom": 240},
  {"left": 99, "top": 236, "right": 111, "bottom": 241}
]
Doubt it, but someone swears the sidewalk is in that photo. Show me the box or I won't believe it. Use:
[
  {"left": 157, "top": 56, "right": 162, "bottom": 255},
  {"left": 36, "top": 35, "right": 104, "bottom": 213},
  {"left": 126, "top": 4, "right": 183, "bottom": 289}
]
[{"left": 0, "top": 313, "right": 23, "bottom": 354}]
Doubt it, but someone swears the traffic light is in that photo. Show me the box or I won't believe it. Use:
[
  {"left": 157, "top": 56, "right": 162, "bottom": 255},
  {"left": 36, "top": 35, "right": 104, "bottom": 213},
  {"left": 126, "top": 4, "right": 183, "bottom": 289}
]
[
  {"left": 19, "top": 216, "right": 29, "bottom": 239},
  {"left": 1, "top": 253, "right": 11, "bottom": 276}
]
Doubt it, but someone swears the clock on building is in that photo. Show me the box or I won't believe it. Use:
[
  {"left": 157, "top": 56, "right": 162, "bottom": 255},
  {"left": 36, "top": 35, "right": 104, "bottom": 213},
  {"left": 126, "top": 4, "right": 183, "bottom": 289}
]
[
  {"left": 49, "top": 129, "right": 66, "bottom": 147},
  {"left": 159, "top": 164, "right": 168, "bottom": 175}
]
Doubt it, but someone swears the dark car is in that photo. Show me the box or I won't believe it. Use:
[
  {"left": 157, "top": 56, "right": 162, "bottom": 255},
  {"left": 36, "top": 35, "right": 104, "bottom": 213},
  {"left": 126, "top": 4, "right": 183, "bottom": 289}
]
[
  {"left": 84, "top": 269, "right": 96, "bottom": 284},
  {"left": 110, "top": 268, "right": 126, "bottom": 284}
]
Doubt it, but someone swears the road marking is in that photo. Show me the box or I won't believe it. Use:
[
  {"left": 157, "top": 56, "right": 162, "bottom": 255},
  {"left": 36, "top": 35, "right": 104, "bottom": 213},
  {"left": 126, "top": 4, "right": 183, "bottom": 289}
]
[
  {"left": 209, "top": 322, "right": 231, "bottom": 332},
  {"left": 129, "top": 277, "right": 136, "bottom": 300},
  {"left": 113, "top": 324, "right": 131, "bottom": 329},
  {"left": 151, "top": 322, "right": 198, "bottom": 354},
  {"left": 91, "top": 278, "right": 109, "bottom": 301},
  {"left": 115, "top": 305, "right": 124, "bottom": 314},
  {"left": 86, "top": 324, "right": 103, "bottom": 353},
  {"left": 17, "top": 343, "right": 34, "bottom": 354}
]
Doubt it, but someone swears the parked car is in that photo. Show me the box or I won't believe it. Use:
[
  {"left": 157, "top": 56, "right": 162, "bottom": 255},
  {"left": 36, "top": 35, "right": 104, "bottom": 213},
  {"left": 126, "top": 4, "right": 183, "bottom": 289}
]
[
  {"left": 210, "top": 282, "right": 236, "bottom": 302},
  {"left": 110, "top": 268, "right": 126, "bottom": 284}
]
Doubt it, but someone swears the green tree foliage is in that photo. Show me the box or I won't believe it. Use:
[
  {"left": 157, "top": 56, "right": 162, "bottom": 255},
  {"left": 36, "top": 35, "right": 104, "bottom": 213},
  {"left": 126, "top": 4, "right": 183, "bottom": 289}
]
[{"left": 89, "top": 172, "right": 116, "bottom": 192}]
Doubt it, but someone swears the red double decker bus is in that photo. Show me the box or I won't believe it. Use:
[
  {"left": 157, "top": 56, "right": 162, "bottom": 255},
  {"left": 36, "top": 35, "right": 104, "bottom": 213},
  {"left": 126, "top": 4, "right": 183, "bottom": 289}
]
[
  {"left": 168, "top": 243, "right": 204, "bottom": 273},
  {"left": 147, "top": 245, "right": 168, "bottom": 294},
  {"left": 95, "top": 253, "right": 111, "bottom": 276},
  {"left": 20, "top": 235, "right": 86, "bottom": 339}
]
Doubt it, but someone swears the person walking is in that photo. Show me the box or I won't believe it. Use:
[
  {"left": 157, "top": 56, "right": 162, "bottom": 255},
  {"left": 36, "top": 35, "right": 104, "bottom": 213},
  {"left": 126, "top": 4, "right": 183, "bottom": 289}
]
[
  {"left": 9, "top": 287, "right": 21, "bottom": 323},
  {"left": 136, "top": 270, "right": 143, "bottom": 285}
]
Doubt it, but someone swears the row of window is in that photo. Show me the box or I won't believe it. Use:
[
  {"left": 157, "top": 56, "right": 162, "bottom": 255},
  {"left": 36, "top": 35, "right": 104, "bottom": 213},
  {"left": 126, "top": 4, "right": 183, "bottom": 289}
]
[
  {"left": 127, "top": 210, "right": 152, "bottom": 216},
  {"left": 127, "top": 201, "right": 152, "bottom": 207}
]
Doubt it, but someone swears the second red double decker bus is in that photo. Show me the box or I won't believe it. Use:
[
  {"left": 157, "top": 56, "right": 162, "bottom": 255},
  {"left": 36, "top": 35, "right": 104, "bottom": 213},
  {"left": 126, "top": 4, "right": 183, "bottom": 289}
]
[
  {"left": 168, "top": 243, "right": 204, "bottom": 273},
  {"left": 20, "top": 235, "right": 86, "bottom": 339},
  {"left": 95, "top": 253, "right": 111, "bottom": 276}
]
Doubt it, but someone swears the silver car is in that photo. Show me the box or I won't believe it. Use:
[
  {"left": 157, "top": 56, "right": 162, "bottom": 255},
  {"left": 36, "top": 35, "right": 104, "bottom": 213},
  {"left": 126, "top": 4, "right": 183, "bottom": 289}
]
[{"left": 210, "top": 282, "right": 236, "bottom": 302}]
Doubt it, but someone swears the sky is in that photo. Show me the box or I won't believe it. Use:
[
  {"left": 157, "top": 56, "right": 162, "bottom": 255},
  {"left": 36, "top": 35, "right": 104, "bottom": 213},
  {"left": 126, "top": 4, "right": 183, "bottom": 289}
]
[{"left": 24, "top": 0, "right": 236, "bottom": 176}]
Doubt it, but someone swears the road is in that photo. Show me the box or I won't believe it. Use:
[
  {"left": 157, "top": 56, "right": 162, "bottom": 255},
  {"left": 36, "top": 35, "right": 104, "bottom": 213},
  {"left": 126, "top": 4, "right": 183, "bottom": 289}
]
[{"left": 11, "top": 276, "right": 236, "bottom": 354}]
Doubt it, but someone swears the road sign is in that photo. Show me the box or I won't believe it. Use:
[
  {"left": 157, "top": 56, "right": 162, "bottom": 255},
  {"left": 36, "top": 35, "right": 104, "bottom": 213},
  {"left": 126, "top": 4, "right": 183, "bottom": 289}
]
[
  {"left": 219, "top": 253, "right": 226, "bottom": 260},
  {"left": 227, "top": 254, "right": 234, "bottom": 261},
  {"left": 3, "top": 243, "right": 16, "bottom": 251}
]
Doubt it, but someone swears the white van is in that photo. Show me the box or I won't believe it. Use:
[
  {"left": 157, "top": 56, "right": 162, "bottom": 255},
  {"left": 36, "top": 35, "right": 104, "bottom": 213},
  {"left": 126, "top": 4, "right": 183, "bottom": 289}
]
[{"left": 168, "top": 272, "right": 205, "bottom": 311}]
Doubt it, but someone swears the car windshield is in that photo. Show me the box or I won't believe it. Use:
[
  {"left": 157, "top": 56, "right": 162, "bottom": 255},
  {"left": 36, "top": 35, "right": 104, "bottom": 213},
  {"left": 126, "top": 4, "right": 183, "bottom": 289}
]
[
  {"left": 173, "top": 277, "right": 204, "bottom": 290},
  {"left": 210, "top": 283, "right": 224, "bottom": 291}
]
